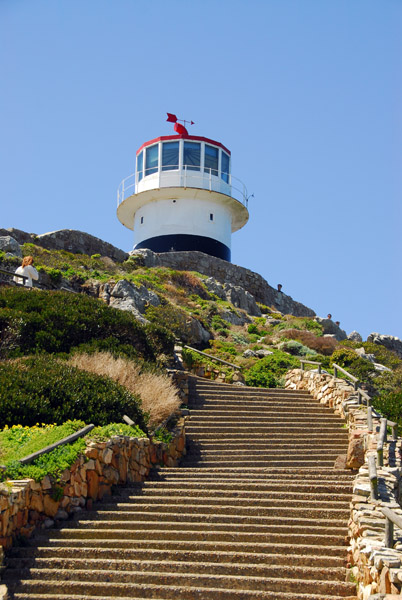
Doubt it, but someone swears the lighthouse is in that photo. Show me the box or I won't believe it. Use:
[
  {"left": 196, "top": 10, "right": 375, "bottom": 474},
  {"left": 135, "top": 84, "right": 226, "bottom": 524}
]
[{"left": 117, "top": 116, "right": 249, "bottom": 262}]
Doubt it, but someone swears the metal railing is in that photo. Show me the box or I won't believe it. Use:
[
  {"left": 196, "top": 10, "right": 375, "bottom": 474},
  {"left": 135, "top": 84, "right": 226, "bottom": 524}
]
[
  {"left": 183, "top": 344, "right": 242, "bottom": 371},
  {"left": 0, "top": 267, "right": 28, "bottom": 285},
  {"left": 117, "top": 166, "right": 249, "bottom": 209}
]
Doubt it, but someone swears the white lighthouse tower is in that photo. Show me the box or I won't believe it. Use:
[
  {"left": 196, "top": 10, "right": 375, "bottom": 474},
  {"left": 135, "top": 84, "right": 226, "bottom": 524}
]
[{"left": 117, "top": 116, "right": 249, "bottom": 262}]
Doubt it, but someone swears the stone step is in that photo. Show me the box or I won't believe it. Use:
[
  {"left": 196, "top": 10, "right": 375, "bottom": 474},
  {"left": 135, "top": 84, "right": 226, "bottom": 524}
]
[
  {"left": 7, "top": 581, "right": 358, "bottom": 600},
  {"left": 47, "top": 526, "right": 348, "bottom": 547},
  {"left": 186, "top": 425, "right": 346, "bottom": 432},
  {"left": 25, "top": 538, "right": 350, "bottom": 557},
  {"left": 179, "top": 459, "right": 342, "bottom": 467},
  {"left": 128, "top": 480, "right": 353, "bottom": 493},
  {"left": 188, "top": 410, "right": 343, "bottom": 419},
  {"left": 4, "top": 557, "right": 349, "bottom": 582},
  {"left": 75, "top": 511, "right": 348, "bottom": 529},
  {"left": 187, "top": 441, "right": 347, "bottom": 449},
  {"left": 77, "top": 502, "right": 350, "bottom": 519},
  {"left": 119, "top": 488, "right": 351, "bottom": 502},
  {"left": 185, "top": 449, "right": 346, "bottom": 457},
  {"left": 4, "top": 569, "right": 357, "bottom": 597},
  {"left": 154, "top": 468, "right": 355, "bottom": 479},
  {"left": 7, "top": 546, "right": 348, "bottom": 568}
]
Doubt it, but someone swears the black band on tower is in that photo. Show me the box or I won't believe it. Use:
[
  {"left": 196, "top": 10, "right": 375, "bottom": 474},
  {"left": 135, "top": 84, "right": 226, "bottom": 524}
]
[{"left": 135, "top": 234, "right": 231, "bottom": 262}]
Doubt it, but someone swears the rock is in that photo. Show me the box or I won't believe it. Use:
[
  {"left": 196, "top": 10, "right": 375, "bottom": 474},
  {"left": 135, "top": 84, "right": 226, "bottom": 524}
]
[
  {"left": 255, "top": 349, "right": 273, "bottom": 358},
  {"left": 347, "top": 431, "right": 365, "bottom": 469},
  {"left": 109, "top": 279, "right": 160, "bottom": 323},
  {"left": 184, "top": 317, "right": 211, "bottom": 345},
  {"left": 367, "top": 333, "right": 402, "bottom": 359},
  {"left": 224, "top": 284, "right": 261, "bottom": 317},
  {"left": 43, "top": 518, "right": 54, "bottom": 529},
  {"left": 355, "top": 348, "right": 376, "bottom": 362},
  {"left": 36, "top": 229, "right": 128, "bottom": 262},
  {"left": 314, "top": 317, "right": 347, "bottom": 341},
  {"left": 220, "top": 310, "right": 250, "bottom": 326},
  {"left": 0, "top": 236, "right": 22, "bottom": 258},
  {"left": 348, "top": 330, "right": 363, "bottom": 342},
  {"left": 243, "top": 349, "right": 256, "bottom": 358},
  {"left": 55, "top": 509, "right": 69, "bottom": 520},
  {"left": 204, "top": 277, "right": 226, "bottom": 300},
  {"left": 127, "top": 249, "right": 315, "bottom": 317},
  {"left": 265, "top": 317, "right": 281, "bottom": 326}
]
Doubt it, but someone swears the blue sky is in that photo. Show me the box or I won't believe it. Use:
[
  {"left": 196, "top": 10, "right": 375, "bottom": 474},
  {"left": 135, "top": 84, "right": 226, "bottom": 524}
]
[{"left": 1, "top": 0, "right": 401, "bottom": 341}]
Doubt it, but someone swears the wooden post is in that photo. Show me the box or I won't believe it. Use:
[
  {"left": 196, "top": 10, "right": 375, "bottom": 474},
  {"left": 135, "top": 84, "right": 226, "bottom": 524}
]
[
  {"left": 367, "top": 406, "right": 373, "bottom": 433},
  {"left": 368, "top": 455, "right": 378, "bottom": 500},
  {"left": 385, "top": 517, "right": 394, "bottom": 548}
]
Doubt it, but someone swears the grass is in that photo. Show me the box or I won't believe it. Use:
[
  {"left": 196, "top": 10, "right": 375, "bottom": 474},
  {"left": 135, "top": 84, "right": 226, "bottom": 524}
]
[
  {"left": 0, "top": 420, "right": 86, "bottom": 464},
  {"left": 86, "top": 423, "right": 146, "bottom": 442},
  {"left": 69, "top": 352, "right": 181, "bottom": 428}
]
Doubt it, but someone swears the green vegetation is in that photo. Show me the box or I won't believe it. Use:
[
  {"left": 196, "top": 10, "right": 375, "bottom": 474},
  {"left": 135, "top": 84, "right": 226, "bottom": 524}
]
[
  {"left": 372, "top": 391, "right": 402, "bottom": 430},
  {"left": 86, "top": 423, "right": 146, "bottom": 441},
  {"left": 1, "top": 438, "right": 86, "bottom": 483},
  {"left": 0, "top": 287, "right": 173, "bottom": 361},
  {"left": 0, "top": 356, "right": 147, "bottom": 429},
  {"left": 244, "top": 351, "right": 300, "bottom": 388},
  {"left": 0, "top": 420, "right": 85, "bottom": 464}
]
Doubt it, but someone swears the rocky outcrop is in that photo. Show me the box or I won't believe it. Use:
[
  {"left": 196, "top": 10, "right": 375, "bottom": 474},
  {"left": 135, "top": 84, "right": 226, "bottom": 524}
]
[
  {"left": 0, "top": 228, "right": 128, "bottom": 263},
  {"left": 0, "top": 236, "right": 22, "bottom": 258},
  {"left": 109, "top": 279, "right": 160, "bottom": 324},
  {"left": 131, "top": 249, "right": 315, "bottom": 318},
  {"left": 348, "top": 330, "right": 363, "bottom": 342},
  {"left": 314, "top": 317, "right": 347, "bottom": 341},
  {"left": 367, "top": 333, "right": 402, "bottom": 359}
]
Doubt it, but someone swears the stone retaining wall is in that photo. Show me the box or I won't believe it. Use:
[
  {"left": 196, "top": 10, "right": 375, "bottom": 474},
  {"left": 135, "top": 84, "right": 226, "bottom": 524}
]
[
  {"left": 0, "top": 419, "right": 186, "bottom": 551},
  {"left": 285, "top": 369, "right": 402, "bottom": 599}
]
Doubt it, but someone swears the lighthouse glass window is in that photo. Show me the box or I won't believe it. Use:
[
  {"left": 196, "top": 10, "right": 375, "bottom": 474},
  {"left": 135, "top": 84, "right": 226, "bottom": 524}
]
[
  {"left": 162, "top": 142, "right": 179, "bottom": 171},
  {"left": 204, "top": 145, "right": 218, "bottom": 176},
  {"left": 145, "top": 144, "right": 159, "bottom": 176},
  {"left": 221, "top": 152, "right": 230, "bottom": 183},
  {"left": 137, "top": 151, "right": 143, "bottom": 182},
  {"left": 183, "top": 142, "right": 200, "bottom": 171}
]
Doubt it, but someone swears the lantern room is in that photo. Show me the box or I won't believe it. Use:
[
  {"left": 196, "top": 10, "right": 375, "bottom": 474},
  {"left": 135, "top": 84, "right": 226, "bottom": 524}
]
[{"left": 117, "top": 133, "right": 249, "bottom": 262}]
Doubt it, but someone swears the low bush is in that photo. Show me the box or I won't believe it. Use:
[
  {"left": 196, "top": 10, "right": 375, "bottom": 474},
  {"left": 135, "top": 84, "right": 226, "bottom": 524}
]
[
  {"left": 278, "top": 340, "right": 317, "bottom": 357},
  {"left": 0, "top": 287, "right": 172, "bottom": 360},
  {"left": 86, "top": 422, "right": 146, "bottom": 441},
  {"left": 372, "top": 391, "right": 402, "bottom": 430},
  {"left": 1, "top": 438, "right": 87, "bottom": 483},
  {"left": 0, "top": 356, "right": 147, "bottom": 429},
  {"left": 330, "top": 348, "right": 374, "bottom": 383},
  {"left": 69, "top": 352, "right": 181, "bottom": 428},
  {"left": 280, "top": 329, "right": 338, "bottom": 356},
  {"left": 244, "top": 351, "right": 299, "bottom": 388},
  {"left": 0, "top": 420, "right": 86, "bottom": 464}
]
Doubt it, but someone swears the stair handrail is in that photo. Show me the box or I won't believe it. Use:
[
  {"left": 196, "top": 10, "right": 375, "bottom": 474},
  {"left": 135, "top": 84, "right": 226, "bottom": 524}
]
[
  {"left": 332, "top": 363, "right": 359, "bottom": 390},
  {"left": 296, "top": 359, "right": 393, "bottom": 438},
  {"left": 183, "top": 344, "right": 242, "bottom": 371},
  {"left": 0, "top": 267, "right": 28, "bottom": 285},
  {"left": 380, "top": 506, "right": 402, "bottom": 548}
]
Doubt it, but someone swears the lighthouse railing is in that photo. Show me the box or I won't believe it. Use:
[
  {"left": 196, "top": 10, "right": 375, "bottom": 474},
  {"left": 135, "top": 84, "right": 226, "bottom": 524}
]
[{"left": 117, "top": 168, "right": 249, "bottom": 209}]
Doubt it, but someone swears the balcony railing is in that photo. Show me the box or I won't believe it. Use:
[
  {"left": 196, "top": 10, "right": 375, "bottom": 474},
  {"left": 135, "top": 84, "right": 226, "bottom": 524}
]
[{"left": 117, "top": 166, "right": 249, "bottom": 209}]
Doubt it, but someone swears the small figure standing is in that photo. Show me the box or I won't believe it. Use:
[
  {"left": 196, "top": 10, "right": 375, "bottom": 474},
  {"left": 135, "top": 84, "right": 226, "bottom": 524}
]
[
  {"left": 277, "top": 284, "right": 283, "bottom": 292},
  {"left": 327, "top": 313, "right": 332, "bottom": 320},
  {"left": 13, "top": 256, "right": 39, "bottom": 288}
]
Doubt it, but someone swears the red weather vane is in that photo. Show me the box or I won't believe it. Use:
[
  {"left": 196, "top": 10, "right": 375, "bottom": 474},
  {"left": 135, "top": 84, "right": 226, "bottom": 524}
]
[{"left": 166, "top": 113, "right": 194, "bottom": 136}]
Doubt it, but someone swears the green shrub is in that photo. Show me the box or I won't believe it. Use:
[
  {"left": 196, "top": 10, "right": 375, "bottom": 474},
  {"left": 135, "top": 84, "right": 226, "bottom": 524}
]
[
  {"left": 152, "top": 426, "right": 173, "bottom": 444},
  {"left": 244, "top": 351, "right": 299, "bottom": 388},
  {"left": 372, "top": 391, "right": 402, "bottom": 430},
  {"left": 247, "top": 323, "right": 259, "bottom": 335},
  {"left": 1, "top": 438, "right": 86, "bottom": 482},
  {"left": 0, "top": 356, "right": 147, "bottom": 429},
  {"left": 0, "top": 288, "right": 172, "bottom": 360},
  {"left": 278, "top": 340, "right": 317, "bottom": 357},
  {"left": 86, "top": 423, "right": 146, "bottom": 441},
  {"left": 330, "top": 348, "right": 374, "bottom": 383}
]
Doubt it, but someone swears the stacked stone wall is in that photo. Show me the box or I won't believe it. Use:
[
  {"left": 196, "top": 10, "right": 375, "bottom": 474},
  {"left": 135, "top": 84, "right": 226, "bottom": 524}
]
[
  {"left": 0, "top": 419, "right": 185, "bottom": 552},
  {"left": 285, "top": 369, "right": 402, "bottom": 599}
]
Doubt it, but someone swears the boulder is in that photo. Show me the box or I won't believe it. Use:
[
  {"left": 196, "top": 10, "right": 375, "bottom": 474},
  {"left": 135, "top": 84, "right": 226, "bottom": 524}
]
[
  {"left": 348, "top": 330, "right": 363, "bottom": 342},
  {"left": 204, "top": 277, "right": 226, "bottom": 300},
  {"left": 224, "top": 284, "right": 261, "bottom": 317},
  {"left": 220, "top": 310, "right": 250, "bottom": 326},
  {"left": 314, "top": 317, "right": 347, "bottom": 341},
  {"left": 109, "top": 280, "right": 160, "bottom": 321},
  {"left": 0, "top": 236, "right": 22, "bottom": 258},
  {"left": 184, "top": 317, "right": 211, "bottom": 345},
  {"left": 367, "top": 333, "right": 402, "bottom": 359},
  {"left": 255, "top": 349, "right": 274, "bottom": 358},
  {"left": 243, "top": 349, "right": 256, "bottom": 358}
]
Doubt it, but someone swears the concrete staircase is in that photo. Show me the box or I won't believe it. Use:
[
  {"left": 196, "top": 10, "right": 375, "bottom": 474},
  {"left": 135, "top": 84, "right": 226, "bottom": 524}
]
[{"left": 3, "top": 377, "right": 357, "bottom": 599}]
